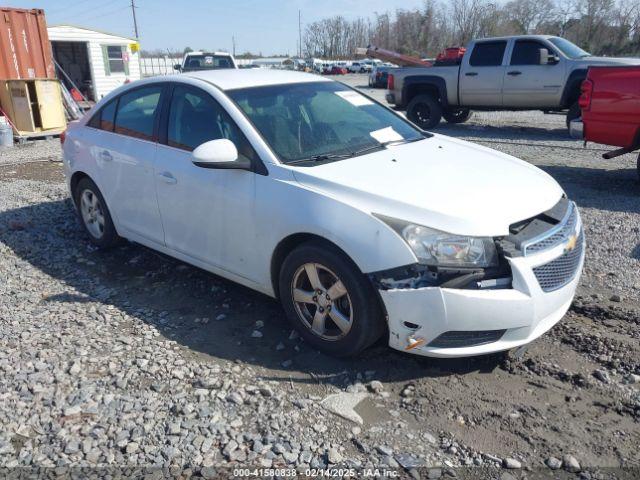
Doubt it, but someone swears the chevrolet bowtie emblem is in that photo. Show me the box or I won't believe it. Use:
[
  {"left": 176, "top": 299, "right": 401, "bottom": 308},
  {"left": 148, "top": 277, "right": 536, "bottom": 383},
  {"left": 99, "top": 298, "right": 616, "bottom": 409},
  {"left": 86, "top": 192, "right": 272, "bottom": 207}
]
[{"left": 565, "top": 235, "right": 578, "bottom": 252}]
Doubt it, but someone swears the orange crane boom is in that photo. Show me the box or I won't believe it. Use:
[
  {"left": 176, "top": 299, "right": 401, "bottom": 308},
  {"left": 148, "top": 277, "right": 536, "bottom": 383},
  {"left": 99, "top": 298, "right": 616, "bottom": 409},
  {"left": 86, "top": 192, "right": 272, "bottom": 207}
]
[{"left": 357, "top": 45, "right": 432, "bottom": 67}]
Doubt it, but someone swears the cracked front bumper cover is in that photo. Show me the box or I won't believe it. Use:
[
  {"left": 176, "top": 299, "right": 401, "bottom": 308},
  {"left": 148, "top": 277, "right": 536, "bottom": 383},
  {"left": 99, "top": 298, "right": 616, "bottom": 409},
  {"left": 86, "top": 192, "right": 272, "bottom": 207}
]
[{"left": 379, "top": 244, "right": 584, "bottom": 358}]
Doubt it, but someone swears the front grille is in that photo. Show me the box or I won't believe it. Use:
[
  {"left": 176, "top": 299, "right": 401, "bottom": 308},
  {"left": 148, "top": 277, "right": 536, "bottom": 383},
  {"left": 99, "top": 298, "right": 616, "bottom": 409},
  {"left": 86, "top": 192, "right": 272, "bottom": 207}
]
[
  {"left": 428, "top": 329, "right": 506, "bottom": 348},
  {"left": 525, "top": 202, "right": 578, "bottom": 255},
  {"left": 533, "top": 231, "right": 584, "bottom": 292}
]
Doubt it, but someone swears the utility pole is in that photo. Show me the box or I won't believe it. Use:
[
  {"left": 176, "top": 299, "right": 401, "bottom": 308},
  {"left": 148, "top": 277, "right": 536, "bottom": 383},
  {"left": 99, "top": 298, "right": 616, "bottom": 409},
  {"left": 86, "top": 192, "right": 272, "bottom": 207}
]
[
  {"left": 130, "top": 0, "right": 139, "bottom": 40},
  {"left": 298, "top": 9, "right": 302, "bottom": 58},
  {"left": 232, "top": 36, "right": 236, "bottom": 56}
]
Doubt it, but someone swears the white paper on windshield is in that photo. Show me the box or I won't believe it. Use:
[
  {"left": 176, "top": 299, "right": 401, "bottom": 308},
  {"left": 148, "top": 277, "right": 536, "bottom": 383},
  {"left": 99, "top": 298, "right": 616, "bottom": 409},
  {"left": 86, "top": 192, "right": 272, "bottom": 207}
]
[
  {"left": 335, "top": 90, "right": 373, "bottom": 107},
  {"left": 370, "top": 126, "right": 403, "bottom": 143}
]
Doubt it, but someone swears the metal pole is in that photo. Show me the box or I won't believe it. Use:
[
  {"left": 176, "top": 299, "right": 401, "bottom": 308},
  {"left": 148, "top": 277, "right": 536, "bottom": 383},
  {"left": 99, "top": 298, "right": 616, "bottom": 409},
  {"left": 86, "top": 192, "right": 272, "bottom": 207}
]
[
  {"left": 298, "top": 10, "right": 302, "bottom": 58},
  {"left": 232, "top": 36, "right": 236, "bottom": 56},
  {"left": 131, "top": 0, "right": 139, "bottom": 40}
]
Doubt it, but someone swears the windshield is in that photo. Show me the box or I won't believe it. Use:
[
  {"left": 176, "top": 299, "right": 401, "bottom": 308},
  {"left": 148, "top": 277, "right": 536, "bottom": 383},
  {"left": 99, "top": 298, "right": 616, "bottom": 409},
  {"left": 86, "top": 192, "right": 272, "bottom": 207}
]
[
  {"left": 183, "top": 54, "right": 234, "bottom": 71},
  {"left": 548, "top": 37, "right": 590, "bottom": 59},
  {"left": 227, "top": 82, "right": 425, "bottom": 164}
]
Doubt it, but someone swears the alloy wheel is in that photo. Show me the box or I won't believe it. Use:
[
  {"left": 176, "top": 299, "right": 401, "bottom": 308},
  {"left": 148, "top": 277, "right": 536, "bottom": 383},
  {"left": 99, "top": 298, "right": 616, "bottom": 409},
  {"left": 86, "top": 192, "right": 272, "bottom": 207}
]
[
  {"left": 80, "top": 189, "right": 105, "bottom": 239},
  {"left": 291, "top": 262, "right": 353, "bottom": 341}
]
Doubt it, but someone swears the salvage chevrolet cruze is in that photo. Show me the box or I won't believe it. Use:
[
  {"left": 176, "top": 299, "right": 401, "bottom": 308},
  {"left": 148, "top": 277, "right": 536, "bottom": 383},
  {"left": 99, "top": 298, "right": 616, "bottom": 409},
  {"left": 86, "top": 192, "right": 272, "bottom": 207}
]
[{"left": 62, "top": 70, "right": 585, "bottom": 358}]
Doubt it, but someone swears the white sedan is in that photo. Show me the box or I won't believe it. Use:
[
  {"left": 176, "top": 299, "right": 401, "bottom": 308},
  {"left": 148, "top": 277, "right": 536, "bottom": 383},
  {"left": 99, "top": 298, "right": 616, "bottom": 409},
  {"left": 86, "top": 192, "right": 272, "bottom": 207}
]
[{"left": 62, "top": 69, "right": 585, "bottom": 358}]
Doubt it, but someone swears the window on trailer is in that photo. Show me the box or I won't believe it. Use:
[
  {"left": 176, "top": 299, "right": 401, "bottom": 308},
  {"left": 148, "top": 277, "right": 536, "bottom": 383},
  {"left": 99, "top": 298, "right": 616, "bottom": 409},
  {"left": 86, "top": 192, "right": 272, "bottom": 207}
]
[{"left": 102, "top": 45, "right": 129, "bottom": 75}]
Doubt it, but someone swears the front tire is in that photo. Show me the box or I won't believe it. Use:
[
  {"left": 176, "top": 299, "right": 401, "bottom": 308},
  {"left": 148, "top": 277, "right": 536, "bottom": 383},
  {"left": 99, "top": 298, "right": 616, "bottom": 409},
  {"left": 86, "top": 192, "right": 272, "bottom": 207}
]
[
  {"left": 443, "top": 107, "right": 472, "bottom": 124},
  {"left": 279, "top": 242, "right": 385, "bottom": 357},
  {"left": 406, "top": 94, "right": 442, "bottom": 129},
  {"left": 566, "top": 101, "right": 581, "bottom": 130},
  {"left": 74, "top": 177, "right": 121, "bottom": 248}
]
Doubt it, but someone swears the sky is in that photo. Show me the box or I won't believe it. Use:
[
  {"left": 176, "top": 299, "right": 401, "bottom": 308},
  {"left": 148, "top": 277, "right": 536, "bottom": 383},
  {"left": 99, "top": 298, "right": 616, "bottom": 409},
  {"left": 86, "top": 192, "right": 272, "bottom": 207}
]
[{"left": 6, "top": 0, "right": 427, "bottom": 55}]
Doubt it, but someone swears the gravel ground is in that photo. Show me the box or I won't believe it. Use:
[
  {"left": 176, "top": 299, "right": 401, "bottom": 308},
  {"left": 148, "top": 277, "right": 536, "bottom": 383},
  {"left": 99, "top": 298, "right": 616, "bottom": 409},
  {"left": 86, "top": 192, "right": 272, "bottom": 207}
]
[{"left": 0, "top": 75, "right": 639, "bottom": 479}]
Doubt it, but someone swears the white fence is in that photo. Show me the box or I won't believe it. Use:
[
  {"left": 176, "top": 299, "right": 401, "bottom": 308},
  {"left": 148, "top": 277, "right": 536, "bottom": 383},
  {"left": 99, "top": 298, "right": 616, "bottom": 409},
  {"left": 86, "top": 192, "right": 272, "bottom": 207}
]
[{"left": 140, "top": 57, "right": 182, "bottom": 77}]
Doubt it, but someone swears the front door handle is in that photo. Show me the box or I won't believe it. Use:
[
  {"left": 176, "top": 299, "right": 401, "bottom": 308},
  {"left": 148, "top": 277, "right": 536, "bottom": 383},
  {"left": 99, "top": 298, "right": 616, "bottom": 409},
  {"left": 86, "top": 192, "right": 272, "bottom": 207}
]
[
  {"left": 465, "top": 72, "right": 478, "bottom": 76},
  {"left": 158, "top": 171, "right": 177, "bottom": 185},
  {"left": 507, "top": 71, "right": 522, "bottom": 76}
]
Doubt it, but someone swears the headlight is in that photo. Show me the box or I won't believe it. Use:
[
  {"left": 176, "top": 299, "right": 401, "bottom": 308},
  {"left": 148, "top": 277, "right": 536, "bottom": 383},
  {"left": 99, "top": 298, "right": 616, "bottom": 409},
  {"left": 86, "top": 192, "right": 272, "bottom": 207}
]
[{"left": 376, "top": 215, "right": 498, "bottom": 268}]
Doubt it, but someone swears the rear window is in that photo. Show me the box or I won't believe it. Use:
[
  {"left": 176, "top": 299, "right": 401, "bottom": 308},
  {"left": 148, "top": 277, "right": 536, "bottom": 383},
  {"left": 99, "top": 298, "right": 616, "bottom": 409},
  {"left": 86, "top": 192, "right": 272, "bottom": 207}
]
[
  {"left": 469, "top": 41, "right": 507, "bottom": 67},
  {"left": 183, "top": 54, "right": 234, "bottom": 70}
]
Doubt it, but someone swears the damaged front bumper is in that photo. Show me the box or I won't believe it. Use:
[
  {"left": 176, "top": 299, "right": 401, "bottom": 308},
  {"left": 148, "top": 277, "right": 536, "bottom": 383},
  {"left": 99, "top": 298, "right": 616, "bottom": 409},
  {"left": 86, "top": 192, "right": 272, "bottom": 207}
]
[{"left": 373, "top": 235, "right": 585, "bottom": 358}]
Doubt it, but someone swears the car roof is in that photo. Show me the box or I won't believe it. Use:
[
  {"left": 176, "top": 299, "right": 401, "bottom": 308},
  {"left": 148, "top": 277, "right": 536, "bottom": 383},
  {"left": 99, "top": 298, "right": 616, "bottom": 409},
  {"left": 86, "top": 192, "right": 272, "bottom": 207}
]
[
  {"left": 475, "top": 34, "right": 556, "bottom": 42},
  {"left": 182, "top": 69, "right": 331, "bottom": 90}
]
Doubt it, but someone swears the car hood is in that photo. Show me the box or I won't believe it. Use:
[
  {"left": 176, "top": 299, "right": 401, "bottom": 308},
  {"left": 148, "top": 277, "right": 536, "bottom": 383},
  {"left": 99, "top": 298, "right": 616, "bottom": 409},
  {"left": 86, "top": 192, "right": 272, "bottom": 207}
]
[
  {"left": 576, "top": 56, "right": 640, "bottom": 66},
  {"left": 291, "top": 134, "right": 563, "bottom": 237}
]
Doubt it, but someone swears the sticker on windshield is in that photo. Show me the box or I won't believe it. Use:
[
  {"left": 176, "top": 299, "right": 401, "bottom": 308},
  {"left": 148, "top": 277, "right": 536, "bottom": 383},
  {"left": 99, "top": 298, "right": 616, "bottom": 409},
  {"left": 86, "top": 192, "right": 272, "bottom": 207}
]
[
  {"left": 370, "top": 126, "right": 403, "bottom": 143},
  {"left": 335, "top": 90, "right": 373, "bottom": 107}
]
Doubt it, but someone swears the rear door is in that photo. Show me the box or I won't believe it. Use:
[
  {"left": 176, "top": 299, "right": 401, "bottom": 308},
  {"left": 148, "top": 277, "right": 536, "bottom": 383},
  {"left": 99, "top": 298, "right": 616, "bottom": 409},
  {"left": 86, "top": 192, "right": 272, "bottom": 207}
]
[
  {"left": 502, "top": 39, "right": 565, "bottom": 107},
  {"left": 85, "top": 84, "right": 166, "bottom": 245},
  {"left": 459, "top": 40, "right": 508, "bottom": 106}
]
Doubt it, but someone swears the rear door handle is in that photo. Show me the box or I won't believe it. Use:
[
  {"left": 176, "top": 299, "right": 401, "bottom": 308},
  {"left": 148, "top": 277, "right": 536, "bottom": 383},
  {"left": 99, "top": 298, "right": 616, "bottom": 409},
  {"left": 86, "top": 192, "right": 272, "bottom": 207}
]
[
  {"left": 100, "top": 150, "right": 113, "bottom": 161},
  {"left": 465, "top": 72, "right": 478, "bottom": 76},
  {"left": 158, "top": 171, "right": 177, "bottom": 185},
  {"left": 507, "top": 71, "right": 522, "bottom": 76}
]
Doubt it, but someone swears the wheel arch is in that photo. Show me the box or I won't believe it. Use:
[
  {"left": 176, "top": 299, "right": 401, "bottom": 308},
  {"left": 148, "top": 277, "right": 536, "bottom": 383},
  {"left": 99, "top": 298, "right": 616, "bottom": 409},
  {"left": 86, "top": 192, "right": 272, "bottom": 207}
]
[
  {"left": 402, "top": 76, "right": 448, "bottom": 108},
  {"left": 69, "top": 171, "right": 92, "bottom": 207},
  {"left": 561, "top": 69, "right": 588, "bottom": 109},
  {"left": 270, "top": 233, "right": 355, "bottom": 299}
]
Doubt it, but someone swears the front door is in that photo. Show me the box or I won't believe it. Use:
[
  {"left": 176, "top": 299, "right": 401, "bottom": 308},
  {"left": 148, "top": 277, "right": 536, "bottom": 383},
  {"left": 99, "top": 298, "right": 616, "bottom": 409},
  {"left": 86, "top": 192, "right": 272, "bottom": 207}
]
[
  {"left": 459, "top": 40, "right": 508, "bottom": 107},
  {"left": 502, "top": 39, "right": 566, "bottom": 107},
  {"left": 154, "top": 84, "right": 259, "bottom": 279}
]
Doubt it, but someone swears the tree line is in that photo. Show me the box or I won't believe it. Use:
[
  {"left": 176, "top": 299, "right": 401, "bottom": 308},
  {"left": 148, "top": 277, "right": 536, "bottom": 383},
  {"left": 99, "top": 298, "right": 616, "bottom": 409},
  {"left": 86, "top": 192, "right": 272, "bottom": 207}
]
[{"left": 303, "top": 0, "right": 640, "bottom": 59}]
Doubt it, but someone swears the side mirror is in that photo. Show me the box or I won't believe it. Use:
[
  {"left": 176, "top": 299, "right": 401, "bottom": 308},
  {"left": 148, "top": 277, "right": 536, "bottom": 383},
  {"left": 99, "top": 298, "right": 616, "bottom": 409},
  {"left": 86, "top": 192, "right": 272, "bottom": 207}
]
[
  {"left": 192, "top": 139, "right": 250, "bottom": 170},
  {"left": 539, "top": 48, "right": 559, "bottom": 65},
  {"left": 173, "top": 64, "right": 182, "bottom": 71}
]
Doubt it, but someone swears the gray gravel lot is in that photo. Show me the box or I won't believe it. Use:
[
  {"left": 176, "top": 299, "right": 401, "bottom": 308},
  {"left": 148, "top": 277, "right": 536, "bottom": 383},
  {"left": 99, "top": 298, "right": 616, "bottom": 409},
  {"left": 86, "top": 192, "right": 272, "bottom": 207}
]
[{"left": 0, "top": 73, "right": 638, "bottom": 478}]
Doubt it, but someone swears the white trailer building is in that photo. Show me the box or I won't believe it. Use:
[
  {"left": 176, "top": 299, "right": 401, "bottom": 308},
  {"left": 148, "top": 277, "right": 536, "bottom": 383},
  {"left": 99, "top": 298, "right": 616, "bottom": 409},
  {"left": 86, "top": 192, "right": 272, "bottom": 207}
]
[{"left": 47, "top": 25, "right": 141, "bottom": 102}]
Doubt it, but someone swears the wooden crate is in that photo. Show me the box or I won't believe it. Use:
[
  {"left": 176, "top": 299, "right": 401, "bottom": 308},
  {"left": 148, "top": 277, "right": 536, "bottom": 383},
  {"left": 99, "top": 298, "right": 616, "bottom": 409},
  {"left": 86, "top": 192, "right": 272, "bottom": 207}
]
[{"left": 0, "top": 79, "right": 66, "bottom": 137}]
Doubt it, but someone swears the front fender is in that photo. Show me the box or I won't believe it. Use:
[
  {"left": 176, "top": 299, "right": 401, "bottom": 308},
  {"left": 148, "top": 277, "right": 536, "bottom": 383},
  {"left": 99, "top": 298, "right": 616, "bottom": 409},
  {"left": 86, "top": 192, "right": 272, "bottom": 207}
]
[{"left": 255, "top": 174, "right": 416, "bottom": 289}]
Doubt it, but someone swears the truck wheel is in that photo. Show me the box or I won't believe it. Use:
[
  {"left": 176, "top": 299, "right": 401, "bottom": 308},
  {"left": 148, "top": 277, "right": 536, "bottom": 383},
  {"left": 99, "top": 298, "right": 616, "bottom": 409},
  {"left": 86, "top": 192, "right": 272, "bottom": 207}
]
[
  {"left": 406, "top": 94, "right": 442, "bottom": 130},
  {"left": 566, "top": 101, "right": 581, "bottom": 130},
  {"left": 443, "top": 107, "right": 472, "bottom": 124}
]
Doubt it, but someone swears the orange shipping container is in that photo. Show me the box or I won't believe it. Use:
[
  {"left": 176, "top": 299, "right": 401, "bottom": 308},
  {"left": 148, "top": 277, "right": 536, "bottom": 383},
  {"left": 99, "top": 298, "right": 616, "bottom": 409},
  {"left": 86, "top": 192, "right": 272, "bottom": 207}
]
[{"left": 0, "top": 8, "right": 55, "bottom": 80}]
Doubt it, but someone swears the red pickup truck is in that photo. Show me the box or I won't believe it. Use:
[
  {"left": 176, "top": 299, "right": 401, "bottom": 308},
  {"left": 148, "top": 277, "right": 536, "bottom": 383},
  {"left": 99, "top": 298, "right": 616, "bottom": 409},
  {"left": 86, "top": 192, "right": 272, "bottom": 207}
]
[{"left": 570, "top": 66, "right": 640, "bottom": 180}]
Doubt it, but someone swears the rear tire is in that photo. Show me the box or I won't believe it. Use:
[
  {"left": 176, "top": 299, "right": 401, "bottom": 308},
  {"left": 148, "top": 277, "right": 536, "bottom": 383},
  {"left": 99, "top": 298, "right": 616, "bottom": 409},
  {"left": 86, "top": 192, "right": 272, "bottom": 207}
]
[
  {"left": 566, "top": 101, "right": 581, "bottom": 130},
  {"left": 74, "top": 177, "right": 122, "bottom": 248},
  {"left": 406, "top": 94, "right": 442, "bottom": 130},
  {"left": 279, "top": 241, "right": 385, "bottom": 357},
  {"left": 443, "top": 107, "right": 472, "bottom": 124}
]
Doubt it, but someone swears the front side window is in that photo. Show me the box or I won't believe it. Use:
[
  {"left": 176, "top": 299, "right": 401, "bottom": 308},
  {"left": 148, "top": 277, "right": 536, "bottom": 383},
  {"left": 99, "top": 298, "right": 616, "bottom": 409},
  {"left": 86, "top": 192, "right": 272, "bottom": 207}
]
[
  {"left": 114, "top": 86, "right": 162, "bottom": 141},
  {"left": 107, "top": 46, "right": 125, "bottom": 73},
  {"left": 227, "top": 81, "right": 425, "bottom": 164},
  {"left": 166, "top": 85, "right": 257, "bottom": 163},
  {"left": 469, "top": 41, "right": 507, "bottom": 67},
  {"left": 511, "top": 41, "right": 553, "bottom": 65}
]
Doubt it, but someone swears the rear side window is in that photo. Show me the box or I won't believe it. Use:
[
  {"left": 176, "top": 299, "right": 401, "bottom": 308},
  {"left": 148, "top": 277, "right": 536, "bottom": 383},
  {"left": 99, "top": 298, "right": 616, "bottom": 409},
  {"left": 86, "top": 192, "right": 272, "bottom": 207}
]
[
  {"left": 87, "top": 99, "right": 117, "bottom": 131},
  {"left": 469, "top": 41, "right": 507, "bottom": 66},
  {"left": 511, "top": 41, "right": 550, "bottom": 65},
  {"left": 114, "top": 86, "right": 162, "bottom": 141}
]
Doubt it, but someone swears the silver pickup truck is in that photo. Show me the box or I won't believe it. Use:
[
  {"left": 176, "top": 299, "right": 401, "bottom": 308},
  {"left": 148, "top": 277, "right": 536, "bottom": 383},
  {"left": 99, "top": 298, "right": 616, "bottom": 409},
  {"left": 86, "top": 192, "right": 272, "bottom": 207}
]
[{"left": 385, "top": 35, "right": 640, "bottom": 130}]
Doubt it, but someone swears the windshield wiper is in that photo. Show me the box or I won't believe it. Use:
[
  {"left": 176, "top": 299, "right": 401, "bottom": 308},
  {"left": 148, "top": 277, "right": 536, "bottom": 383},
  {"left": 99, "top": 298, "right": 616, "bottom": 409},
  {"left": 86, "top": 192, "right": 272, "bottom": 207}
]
[{"left": 287, "top": 136, "right": 426, "bottom": 165}]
